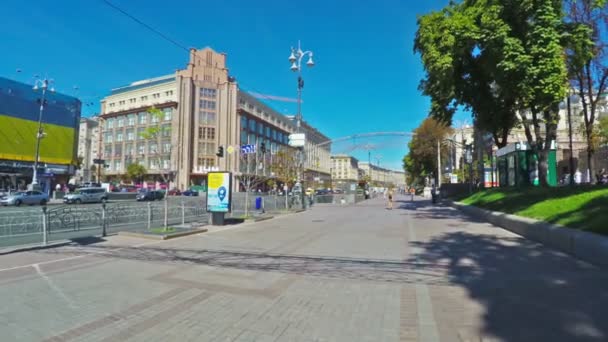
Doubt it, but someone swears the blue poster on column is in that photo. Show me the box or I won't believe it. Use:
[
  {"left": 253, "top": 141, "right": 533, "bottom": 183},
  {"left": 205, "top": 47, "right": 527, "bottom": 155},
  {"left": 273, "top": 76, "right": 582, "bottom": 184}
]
[{"left": 206, "top": 172, "right": 232, "bottom": 212}]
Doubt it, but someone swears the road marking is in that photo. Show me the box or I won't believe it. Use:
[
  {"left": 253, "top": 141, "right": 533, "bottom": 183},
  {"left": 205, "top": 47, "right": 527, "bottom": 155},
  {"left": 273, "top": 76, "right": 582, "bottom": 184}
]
[
  {"left": 0, "top": 238, "right": 165, "bottom": 273},
  {"left": 406, "top": 210, "right": 440, "bottom": 342},
  {"left": 33, "top": 263, "right": 78, "bottom": 309}
]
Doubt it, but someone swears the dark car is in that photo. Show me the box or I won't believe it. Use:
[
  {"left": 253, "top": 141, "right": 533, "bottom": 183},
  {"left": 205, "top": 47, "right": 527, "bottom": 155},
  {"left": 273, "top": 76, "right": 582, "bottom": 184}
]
[
  {"left": 182, "top": 190, "right": 199, "bottom": 197},
  {"left": 136, "top": 190, "right": 165, "bottom": 201}
]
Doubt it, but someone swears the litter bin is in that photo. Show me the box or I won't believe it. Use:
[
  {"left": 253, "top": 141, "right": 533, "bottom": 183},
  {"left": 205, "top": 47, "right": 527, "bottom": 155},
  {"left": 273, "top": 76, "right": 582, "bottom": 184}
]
[{"left": 255, "top": 197, "right": 262, "bottom": 210}]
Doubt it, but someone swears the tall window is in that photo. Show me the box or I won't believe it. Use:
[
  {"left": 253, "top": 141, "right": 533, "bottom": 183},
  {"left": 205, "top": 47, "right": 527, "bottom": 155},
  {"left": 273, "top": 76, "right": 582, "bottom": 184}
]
[
  {"left": 137, "top": 143, "right": 145, "bottom": 155},
  {"left": 115, "top": 160, "right": 122, "bottom": 172},
  {"left": 105, "top": 118, "right": 114, "bottom": 129},
  {"left": 127, "top": 114, "right": 135, "bottom": 126},
  {"left": 199, "top": 100, "right": 216, "bottom": 110},
  {"left": 199, "top": 111, "right": 216, "bottom": 124},
  {"left": 199, "top": 88, "right": 216, "bottom": 98},
  {"left": 240, "top": 116, "right": 247, "bottom": 130},
  {"left": 126, "top": 128, "right": 134, "bottom": 141},
  {"left": 138, "top": 112, "right": 147, "bottom": 125},
  {"left": 161, "top": 125, "right": 171, "bottom": 137},
  {"left": 137, "top": 127, "right": 145, "bottom": 140},
  {"left": 163, "top": 108, "right": 172, "bottom": 121},
  {"left": 149, "top": 143, "right": 158, "bottom": 154},
  {"left": 125, "top": 143, "right": 133, "bottom": 156},
  {"left": 117, "top": 118, "right": 124, "bottom": 128},
  {"left": 104, "top": 144, "right": 112, "bottom": 158},
  {"left": 249, "top": 119, "right": 256, "bottom": 132},
  {"left": 198, "top": 127, "right": 215, "bottom": 140},
  {"left": 162, "top": 141, "right": 171, "bottom": 154},
  {"left": 162, "top": 158, "right": 170, "bottom": 170},
  {"left": 116, "top": 131, "right": 123, "bottom": 142},
  {"left": 151, "top": 113, "right": 159, "bottom": 124},
  {"left": 104, "top": 132, "right": 113, "bottom": 143},
  {"left": 114, "top": 144, "right": 122, "bottom": 157}
]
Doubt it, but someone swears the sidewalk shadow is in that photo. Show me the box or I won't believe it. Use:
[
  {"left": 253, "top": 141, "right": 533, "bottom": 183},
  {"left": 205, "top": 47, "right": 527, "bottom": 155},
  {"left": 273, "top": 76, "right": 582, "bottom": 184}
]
[
  {"left": 398, "top": 200, "right": 487, "bottom": 224},
  {"left": 408, "top": 231, "right": 608, "bottom": 341}
]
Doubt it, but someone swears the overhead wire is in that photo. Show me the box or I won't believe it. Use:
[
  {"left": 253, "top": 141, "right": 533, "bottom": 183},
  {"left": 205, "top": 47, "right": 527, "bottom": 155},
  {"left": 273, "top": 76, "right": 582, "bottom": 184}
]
[{"left": 99, "top": 0, "right": 296, "bottom": 115}]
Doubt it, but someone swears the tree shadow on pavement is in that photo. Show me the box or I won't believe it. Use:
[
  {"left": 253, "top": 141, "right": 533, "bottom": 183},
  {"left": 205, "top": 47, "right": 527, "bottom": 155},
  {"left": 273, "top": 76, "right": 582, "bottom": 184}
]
[
  {"left": 398, "top": 199, "right": 487, "bottom": 224},
  {"left": 37, "top": 245, "right": 453, "bottom": 286},
  {"left": 408, "top": 231, "right": 608, "bottom": 342}
]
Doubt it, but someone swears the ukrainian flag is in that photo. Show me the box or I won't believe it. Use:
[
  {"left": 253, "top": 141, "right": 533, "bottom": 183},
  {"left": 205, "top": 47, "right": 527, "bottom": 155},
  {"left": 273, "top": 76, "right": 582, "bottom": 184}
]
[{"left": 0, "top": 77, "right": 81, "bottom": 165}]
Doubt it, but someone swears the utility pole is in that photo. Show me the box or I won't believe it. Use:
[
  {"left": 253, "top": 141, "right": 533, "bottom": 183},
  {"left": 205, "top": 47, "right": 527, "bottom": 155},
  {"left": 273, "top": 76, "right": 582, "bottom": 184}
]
[{"left": 437, "top": 139, "right": 441, "bottom": 188}]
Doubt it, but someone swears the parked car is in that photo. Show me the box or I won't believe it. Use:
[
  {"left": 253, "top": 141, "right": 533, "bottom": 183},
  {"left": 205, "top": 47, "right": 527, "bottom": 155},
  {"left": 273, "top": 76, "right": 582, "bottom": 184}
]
[
  {"left": 63, "top": 187, "right": 108, "bottom": 204},
  {"left": 136, "top": 190, "right": 165, "bottom": 201},
  {"left": 167, "top": 188, "right": 181, "bottom": 196},
  {"left": 182, "top": 190, "right": 199, "bottom": 197},
  {"left": 79, "top": 182, "right": 101, "bottom": 188},
  {"left": 0, "top": 191, "right": 49, "bottom": 206}
]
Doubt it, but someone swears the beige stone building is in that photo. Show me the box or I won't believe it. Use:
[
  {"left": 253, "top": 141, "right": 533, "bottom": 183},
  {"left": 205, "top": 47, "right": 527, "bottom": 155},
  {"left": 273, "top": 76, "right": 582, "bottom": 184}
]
[
  {"left": 331, "top": 155, "right": 359, "bottom": 184},
  {"left": 358, "top": 162, "right": 405, "bottom": 188},
  {"left": 74, "top": 117, "right": 100, "bottom": 183},
  {"left": 99, "top": 47, "right": 329, "bottom": 191}
]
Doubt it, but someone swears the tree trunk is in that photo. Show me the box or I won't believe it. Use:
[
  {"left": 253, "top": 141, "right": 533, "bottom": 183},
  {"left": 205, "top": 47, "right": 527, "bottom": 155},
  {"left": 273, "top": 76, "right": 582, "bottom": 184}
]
[
  {"left": 587, "top": 145, "right": 595, "bottom": 184},
  {"left": 537, "top": 149, "right": 549, "bottom": 187}
]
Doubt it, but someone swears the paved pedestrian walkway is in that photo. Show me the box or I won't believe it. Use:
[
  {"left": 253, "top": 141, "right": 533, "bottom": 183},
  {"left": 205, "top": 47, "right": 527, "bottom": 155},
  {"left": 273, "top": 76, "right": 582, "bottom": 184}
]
[{"left": 1, "top": 196, "right": 607, "bottom": 341}]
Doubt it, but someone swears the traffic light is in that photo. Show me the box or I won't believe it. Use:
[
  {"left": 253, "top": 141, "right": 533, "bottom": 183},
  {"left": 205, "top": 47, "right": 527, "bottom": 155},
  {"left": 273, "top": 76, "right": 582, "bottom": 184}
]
[
  {"left": 260, "top": 142, "right": 267, "bottom": 154},
  {"left": 216, "top": 145, "right": 224, "bottom": 157}
]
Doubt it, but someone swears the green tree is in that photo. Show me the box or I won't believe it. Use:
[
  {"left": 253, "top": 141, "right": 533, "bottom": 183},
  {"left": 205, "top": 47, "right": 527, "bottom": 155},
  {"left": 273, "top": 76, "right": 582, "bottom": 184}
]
[
  {"left": 414, "top": 1, "right": 518, "bottom": 148},
  {"left": 140, "top": 106, "right": 171, "bottom": 184},
  {"left": 416, "top": 0, "right": 570, "bottom": 186},
  {"left": 564, "top": 0, "right": 608, "bottom": 179},
  {"left": 403, "top": 117, "right": 452, "bottom": 186},
  {"left": 126, "top": 163, "right": 147, "bottom": 183},
  {"left": 599, "top": 116, "right": 608, "bottom": 144},
  {"left": 269, "top": 148, "right": 299, "bottom": 187}
]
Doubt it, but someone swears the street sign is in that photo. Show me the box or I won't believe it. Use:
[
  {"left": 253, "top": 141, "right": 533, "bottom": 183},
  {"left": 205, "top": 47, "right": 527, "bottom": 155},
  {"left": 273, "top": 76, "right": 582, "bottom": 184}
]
[
  {"left": 240, "top": 144, "right": 257, "bottom": 154},
  {"left": 207, "top": 172, "right": 232, "bottom": 213},
  {"left": 288, "top": 133, "right": 306, "bottom": 147}
]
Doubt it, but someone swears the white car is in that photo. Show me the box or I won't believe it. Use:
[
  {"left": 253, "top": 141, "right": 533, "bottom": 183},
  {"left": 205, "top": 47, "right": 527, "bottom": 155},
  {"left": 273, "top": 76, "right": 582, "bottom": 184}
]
[{"left": 0, "top": 191, "right": 49, "bottom": 206}]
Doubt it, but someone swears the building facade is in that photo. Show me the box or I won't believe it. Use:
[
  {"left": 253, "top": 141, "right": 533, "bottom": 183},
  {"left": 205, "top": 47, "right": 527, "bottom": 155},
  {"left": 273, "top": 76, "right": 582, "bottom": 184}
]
[
  {"left": 100, "top": 74, "right": 178, "bottom": 188},
  {"left": 297, "top": 119, "right": 332, "bottom": 187},
  {"left": 74, "top": 117, "right": 100, "bottom": 183},
  {"left": 331, "top": 155, "right": 359, "bottom": 183},
  {"left": 358, "top": 162, "right": 405, "bottom": 187},
  {"left": 98, "top": 47, "right": 330, "bottom": 191},
  {"left": 0, "top": 77, "right": 81, "bottom": 193}
]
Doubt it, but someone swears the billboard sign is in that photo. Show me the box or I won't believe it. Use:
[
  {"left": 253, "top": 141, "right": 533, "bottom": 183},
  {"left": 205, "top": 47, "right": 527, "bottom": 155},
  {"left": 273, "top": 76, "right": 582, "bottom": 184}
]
[
  {"left": 288, "top": 133, "right": 306, "bottom": 147},
  {"left": 207, "top": 172, "right": 232, "bottom": 213},
  {"left": 0, "top": 77, "right": 81, "bottom": 166},
  {"left": 240, "top": 144, "right": 256, "bottom": 154}
]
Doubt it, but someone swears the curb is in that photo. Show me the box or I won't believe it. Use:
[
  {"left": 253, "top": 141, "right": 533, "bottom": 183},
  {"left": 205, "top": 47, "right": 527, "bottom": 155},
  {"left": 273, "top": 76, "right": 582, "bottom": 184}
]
[
  {"left": 446, "top": 200, "right": 608, "bottom": 268},
  {"left": 118, "top": 228, "right": 208, "bottom": 240}
]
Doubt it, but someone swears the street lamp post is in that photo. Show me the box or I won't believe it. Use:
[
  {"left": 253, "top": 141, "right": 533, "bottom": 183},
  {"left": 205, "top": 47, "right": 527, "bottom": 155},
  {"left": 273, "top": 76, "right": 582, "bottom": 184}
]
[
  {"left": 289, "top": 40, "right": 315, "bottom": 133},
  {"left": 30, "top": 78, "right": 55, "bottom": 190},
  {"left": 289, "top": 41, "right": 315, "bottom": 187}
]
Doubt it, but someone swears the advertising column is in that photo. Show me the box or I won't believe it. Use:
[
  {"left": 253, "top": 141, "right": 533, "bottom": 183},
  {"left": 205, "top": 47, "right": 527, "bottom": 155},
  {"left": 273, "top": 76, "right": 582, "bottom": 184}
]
[{"left": 207, "top": 172, "right": 232, "bottom": 225}]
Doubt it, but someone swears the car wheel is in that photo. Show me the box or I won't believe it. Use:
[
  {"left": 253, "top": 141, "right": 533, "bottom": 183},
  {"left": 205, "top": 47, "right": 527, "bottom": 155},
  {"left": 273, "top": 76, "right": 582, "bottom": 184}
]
[
  {"left": 14, "top": 200, "right": 21, "bottom": 207},
  {"left": 75, "top": 199, "right": 82, "bottom": 204},
  {"left": 40, "top": 199, "right": 47, "bottom": 205}
]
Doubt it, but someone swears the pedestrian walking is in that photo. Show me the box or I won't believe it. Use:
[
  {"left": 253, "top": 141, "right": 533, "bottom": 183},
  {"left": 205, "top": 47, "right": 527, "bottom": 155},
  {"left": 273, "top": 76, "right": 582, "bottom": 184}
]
[
  {"left": 387, "top": 189, "right": 394, "bottom": 210},
  {"left": 409, "top": 187, "right": 415, "bottom": 202}
]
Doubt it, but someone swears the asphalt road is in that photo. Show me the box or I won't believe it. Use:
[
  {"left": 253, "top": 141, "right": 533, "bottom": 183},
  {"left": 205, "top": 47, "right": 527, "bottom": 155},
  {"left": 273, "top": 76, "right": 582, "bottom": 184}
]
[{"left": 1, "top": 196, "right": 607, "bottom": 341}]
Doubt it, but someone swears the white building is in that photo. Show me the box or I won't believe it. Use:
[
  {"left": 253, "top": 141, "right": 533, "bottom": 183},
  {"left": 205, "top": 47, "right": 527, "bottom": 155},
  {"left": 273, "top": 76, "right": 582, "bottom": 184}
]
[{"left": 74, "top": 117, "right": 100, "bottom": 183}]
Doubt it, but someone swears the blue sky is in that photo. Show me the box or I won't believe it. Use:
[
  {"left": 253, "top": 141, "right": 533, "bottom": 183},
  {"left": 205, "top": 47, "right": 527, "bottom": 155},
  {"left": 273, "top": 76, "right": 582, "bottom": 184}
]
[{"left": 0, "top": 0, "right": 459, "bottom": 171}]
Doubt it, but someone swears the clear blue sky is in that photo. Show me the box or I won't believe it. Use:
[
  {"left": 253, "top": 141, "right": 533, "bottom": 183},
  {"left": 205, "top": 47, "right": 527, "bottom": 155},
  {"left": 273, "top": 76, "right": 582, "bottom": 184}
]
[{"left": 1, "top": 0, "right": 460, "bottom": 171}]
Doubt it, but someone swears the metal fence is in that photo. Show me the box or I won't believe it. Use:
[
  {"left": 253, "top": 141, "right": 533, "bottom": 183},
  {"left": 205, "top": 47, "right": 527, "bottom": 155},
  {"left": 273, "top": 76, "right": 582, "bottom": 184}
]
[{"left": 0, "top": 197, "right": 208, "bottom": 249}]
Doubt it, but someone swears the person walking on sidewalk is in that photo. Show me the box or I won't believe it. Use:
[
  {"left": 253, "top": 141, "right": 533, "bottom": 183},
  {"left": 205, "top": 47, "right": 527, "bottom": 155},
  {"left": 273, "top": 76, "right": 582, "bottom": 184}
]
[{"left": 387, "top": 188, "right": 394, "bottom": 210}]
